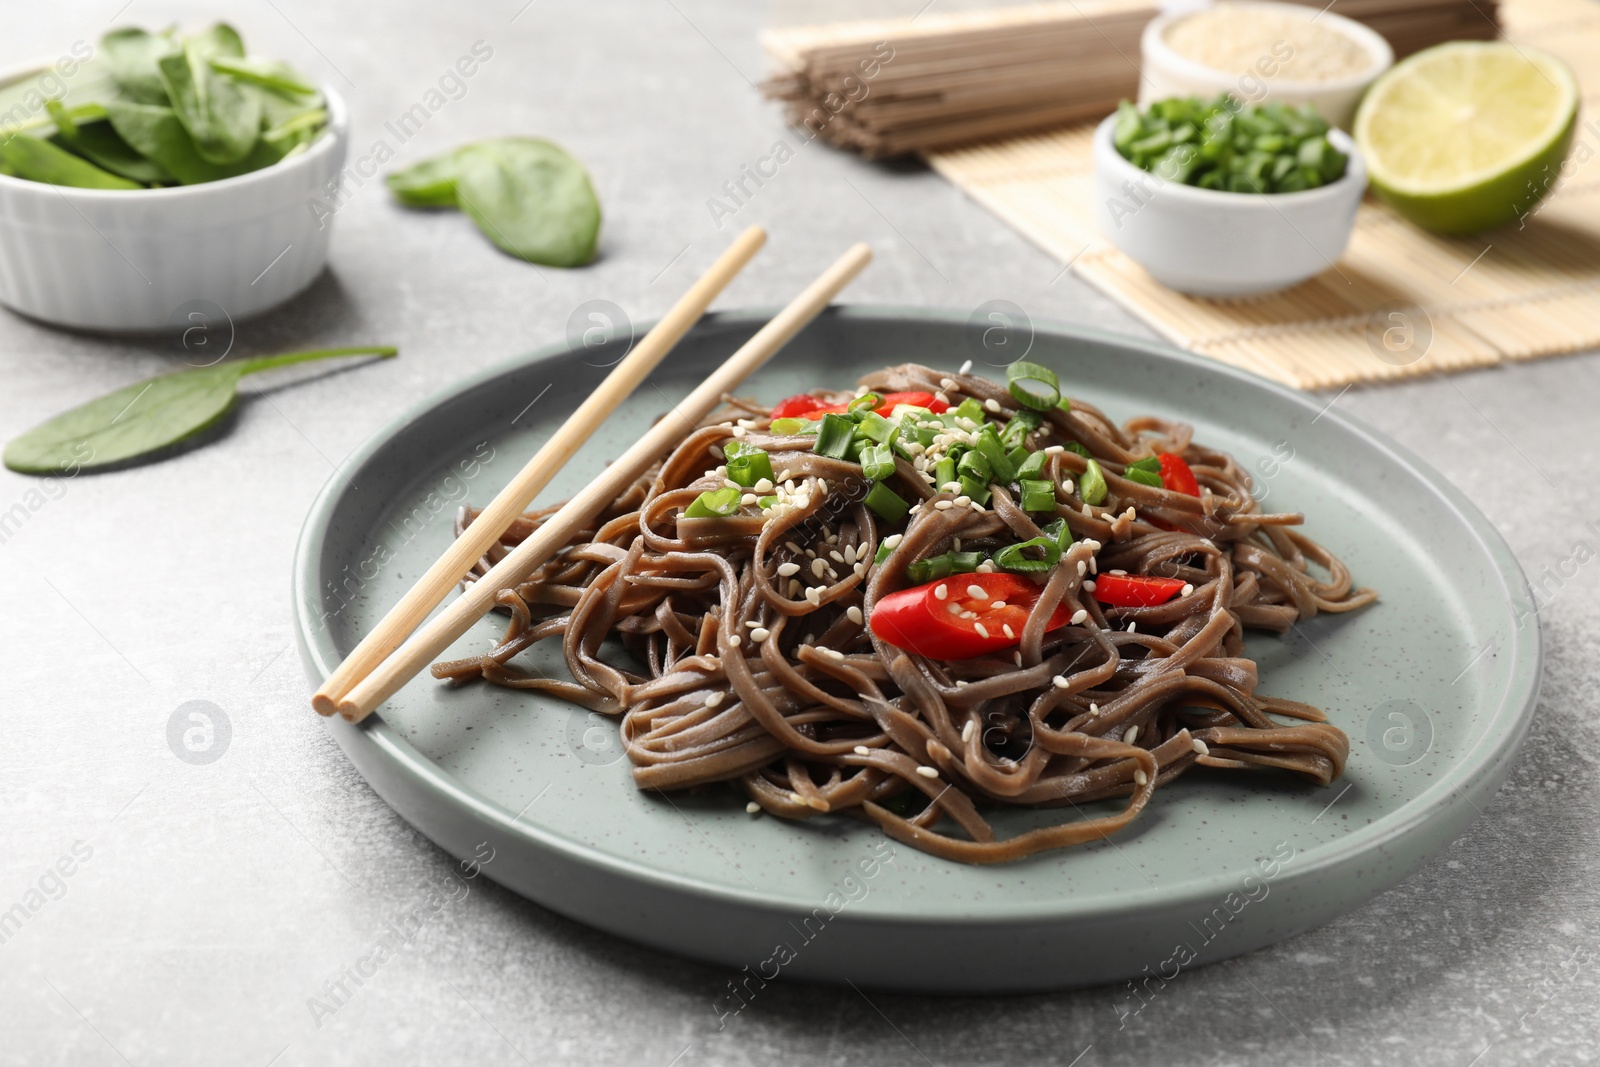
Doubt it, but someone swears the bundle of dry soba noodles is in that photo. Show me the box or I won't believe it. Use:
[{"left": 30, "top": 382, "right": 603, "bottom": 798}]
[{"left": 433, "top": 363, "right": 1376, "bottom": 864}]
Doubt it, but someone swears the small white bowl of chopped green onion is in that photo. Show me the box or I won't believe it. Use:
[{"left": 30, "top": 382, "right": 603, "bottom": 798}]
[
  {"left": 1092, "top": 96, "right": 1366, "bottom": 299},
  {"left": 0, "top": 23, "right": 345, "bottom": 332}
]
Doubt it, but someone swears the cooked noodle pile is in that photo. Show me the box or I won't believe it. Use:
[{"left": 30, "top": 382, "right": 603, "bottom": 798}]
[{"left": 433, "top": 363, "right": 1376, "bottom": 863}]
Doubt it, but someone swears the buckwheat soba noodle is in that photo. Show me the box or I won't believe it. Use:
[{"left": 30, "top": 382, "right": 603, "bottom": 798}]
[{"left": 433, "top": 362, "right": 1376, "bottom": 864}]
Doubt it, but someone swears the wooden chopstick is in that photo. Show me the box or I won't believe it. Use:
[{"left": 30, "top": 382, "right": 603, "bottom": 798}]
[
  {"left": 333, "top": 241, "right": 874, "bottom": 723},
  {"left": 311, "top": 225, "right": 768, "bottom": 717}
]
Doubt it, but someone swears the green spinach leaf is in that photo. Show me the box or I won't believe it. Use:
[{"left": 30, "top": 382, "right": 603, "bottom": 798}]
[
  {"left": 157, "top": 40, "right": 262, "bottom": 164},
  {"left": 48, "top": 101, "right": 171, "bottom": 184},
  {"left": 449, "top": 138, "right": 601, "bottom": 266},
  {"left": 385, "top": 153, "right": 464, "bottom": 208},
  {"left": 208, "top": 55, "right": 316, "bottom": 96},
  {"left": 4, "top": 346, "right": 397, "bottom": 475},
  {"left": 103, "top": 100, "right": 279, "bottom": 185},
  {"left": 100, "top": 26, "right": 179, "bottom": 105},
  {"left": 0, "top": 133, "right": 141, "bottom": 190}
]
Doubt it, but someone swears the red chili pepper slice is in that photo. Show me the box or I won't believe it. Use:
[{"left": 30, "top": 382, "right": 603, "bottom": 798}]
[
  {"left": 770, "top": 394, "right": 830, "bottom": 419},
  {"left": 805, "top": 390, "right": 953, "bottom": 419},
  {"left": 1093, "top": 573, "right": 1186, "bottom": 607},
  {"left": 871, "top": 572, "right": 1072, "bottom": 660},
  {"left": 1158, "top": 452, "right": 1200, "bottom": 496}
]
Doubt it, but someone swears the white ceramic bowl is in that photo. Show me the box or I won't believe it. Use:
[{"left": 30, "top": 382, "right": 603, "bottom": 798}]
[
  {"left": 0, "top": 74, "right": 347, "bottom": 332},
  {"left": 1092, "top": 113, "right": 1366, "bottom": 297},
  {"left": 1139, "top": 1, "right": 1393, "bottom": 130}
]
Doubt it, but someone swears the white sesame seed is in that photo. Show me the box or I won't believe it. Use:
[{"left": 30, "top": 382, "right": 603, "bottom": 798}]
[
  {"left": 941, "top": 481, "right": 962, "bottom": 493},
  {"left": 1127, "top": 621, "right": 1137, "bottom": 633},
  {"left": 1052, "top": 675, "right": 1070, "bottom": 689},
  {"left": 847, "top": 606, "right": 864, "bottom": 625},
  {"left": 777, "top": 562, "right": 800, "bottom": 577},
  {"left": 961, "top": 610, "right": 977, "bottom": 619},
  {"left": 736, "top": 418, "right": 758, "bottom": 429},
  {"left": 973, "top": 503, "right": 987, "bottom": 514},
  {"left": 1110, "top": 569, "right": 1128, "bottom": 575},
  {"left": 966, "top": 584, "right": 986, "bottom": 599},
  {"left": 960, "top": 720, "right": 976, "bottom": 744},
  {"left": 940, "top": 377, "right": 958, "bottom": 391},
  {"left": 812, "top": 558, "right": 828, "bottom": 578},
  {"left": 823, "top": 648, "right": 846, "bottom": 662},
  {"left": 909, "top": 504, "right": 922, "bottom": 515},
  {"left": 843, "top": 545, "right": 858, "bottom": 565},
  {"left": 741, "top": 493, "right": 758, "bottom": 505},
  {"left": 1083, "top": 579, "right": 1096, "bottom": 592},
  {"left": 954, "top": 495, "right": 972, "bottom": 507},
  {"left": 777, "top": 469, "right": 793, "bottom": 482},
  {"left": 947, "top": 603, "right": 961, "bottom": 615},
  {"left": 1070, "top": 609, "right": 1089, "bottom": 625},
  {"left": 976, "top": 560, "right": 994, "bottom": 571},
  {"left": 1045, "top": 445, "right": 1064, "bottom": 455},
  {"left": 806, "top": 586, "right": 822, "bottom": 606},
  {"left": 1125, "top": 725, "right": 1139, "bottom": 745},
  {"left": 959, "top": 359, "right": 973, "bottom": 374},
  {"left": 818, "top": 479, "right": 829, "bottom": 495},
  {"left": 706, "top": 692, "right": 725, "bottom": 708},
  {"left": 786, "top": 541, "right": 802, "bottom": 554},
  {"left": 984, "top": 398, "right": 1002, "bottom": 413},
  {"left": 829, "top": 550, "right": 844, "bottom": 564},
  {"left": 915, "top": 766, "right": 939, "bottom": 779},
  {"left": 1077, "top": 560, "right": 1087, "bottom": 576},
  {"left": 1192, "top": 738, "right": 1210, "bottom": 756},
  {"left": 1002, "top": 624, "right": 1016, "bottom": 639},
  {"left": 750, "top": 627, "right": 771, "bottom": 643},
  {"left": 990, "top": 601, "right": 1007, "bottom": 609},
  {"left": 955, "top": 680, "right": 970, "bottom": 688},
  {"left": 854, "top": 562, "right": 866, "bottom": 576},
  {"left": 935, "top": 500, "right": 954, "bottom": 510},
  {"left": 854, "top": 745, "right": 871, "bottom": 756},
  {"left": 728, "top": 634, "right": 742, "bottom": 647},
  {"left": 1089, "top": 558, "right": 1098, "bottom": 574},
  {"left": 1134, "top": 770, "right": 1148, "bottom": 786},
  {"left": 884, "top": 534, "right": 903, "bottom": 549},
  {"left": 935, "top": 391, "right": 951, "bottom": 406},
  {"left": 731, "top": 426, "right": 747, "bottom": 438},
  {"left": 974, "top": 622, "right": 990, "bottom": 638},
  {"left": 745, "top": 619, "right": 761, "bottom": 628},
  {"left": 825, "top": 567, "right": 839, "bottom": 580},
  {"left": 1182, "top": 583, "right": 1195, "bottom": 596},
  {"left": 753, "top": 478, "right": 774, "bottom": 494},
  {"left": 746, "top": 801, "right": 760, "bottom": 814},
  {"left": 787, "top": 579, "right": 802, "bottom": 598},
  {"left": 1013, "top": 651, "right": 1023, "bottom": 666},
  {"left": 934, "top": 584, "right": 949, "bottom": 600}
]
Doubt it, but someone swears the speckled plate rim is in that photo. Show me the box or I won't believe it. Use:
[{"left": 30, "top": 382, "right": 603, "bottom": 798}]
[{"left": 293, "top": 306, "right": 1542, "bottom": 927}]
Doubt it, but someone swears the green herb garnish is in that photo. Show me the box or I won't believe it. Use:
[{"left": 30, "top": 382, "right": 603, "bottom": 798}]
[
  {"left": 685, "top": 486, "right": 743, "bottom": 518},
  {"left": 864, "top": 482, "right": 910, "bottom": 524},
  {"left": 1080, "top": 459, "right": 1109, "bottom": 506},
  {"left": 724, "top": 441, "right": 775, "bottom": 488},
  {"left": 1113, "top": 95, "right": 1347, "bottom": 194},
  {"left": 1005, "top": 360, "right": 1062, "bottom": 411}
]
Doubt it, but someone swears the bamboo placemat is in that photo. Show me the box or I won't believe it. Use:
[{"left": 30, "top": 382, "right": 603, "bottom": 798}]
[{"left": 920, "top": 0, "right": 1600, "bottom": 389}]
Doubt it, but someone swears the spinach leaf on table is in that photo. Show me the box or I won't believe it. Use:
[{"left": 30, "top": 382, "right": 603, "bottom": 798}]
[
  {"left": 0, "top": 133, "right": 141, "bottom": 190},
  {"left": 4, "top": 346, "right": 398, "bottom": 475},
  {"left": 387, "top": 138, "right": 602, "bottom": 266},
  {"left": 157, "top": 39, "right": 262, "bottom": 164}
]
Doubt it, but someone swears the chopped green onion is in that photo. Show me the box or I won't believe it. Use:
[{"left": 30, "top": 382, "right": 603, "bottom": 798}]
[
  {"left": 1127, "top": 455, "right": 1161, "bottom": 473},
  {"left": 1041, "top": 516, "right": 1073, "bottom": 550},
  {"left": 875, "top": 540, "right": 894, "bottom": 565},
  {"left": 858, "top": 410, "right": 898, "bottom": 444},
  {"left": 724, "top": 441, "right": 775, "bottom": 487},
  {"left": 864, "top": 482, "right": 910, "bottom": 523},
  {"left": 846, "top": 393, "right": 882, "bottom": 418},
  {"left": 956, "top": 449, "right": 991, "bottom": 484},
  {"left": 684, "top": 486, "right": 742, "bottom": 518},
  {"left": 972, "top": 427, "right": 1015, "bottom": 482},
  {"left": 814, "top": 413, "right": 856, "bottom": 460},
  {"left": 1057, "top": 395, "right": 1073, "bottom": 413},
  {"left": 1015, "top": 449, "right": 1047, "bottom": 480},
  {"left": 1063, "top": 441, "right": 1091, "bottom": 459},
  {"left": 757, "top": 495, "right": 778, "bottom": 508},
  {"left": 1000, "top": 410, "right": 1042, "bottom": 449},
  {"left": 901, "top": 415, "right": 936, "bottom": 447},
  {"left": 769, "top": 417, "right": 814, "bottom": 436},
  {"left": 1006, "top": 360, "right": 1061, "bottom": 411},
  {"left": 934, "top": 457, "right": 957, "bottom": 488},
  {"left": 992, "top": 536, "right": 1063, "bottom": 573},
  {"left": 953, "top": 398, "right": 986, "bottom": 424},
  {"left": 1125, "top": 466, "right": 1163, "bottom": 488},
  {"left": 860, "top": 443, "right": 896, "bottom": 482},
  {"left": 1019, "top": 478, "right": 1057, "bottom": 511},
  {"left": 959, "top": 475, "right": 991, "bottom": 506},
  {"left": 907, "top": 549, "right": 986, "bottom": 584},
  {"left": 1006, "top": 444, "right": 1030, "bottom": 472},
  {"left": 1079, "top": 459, "right": 1108, "bottom": 505}
]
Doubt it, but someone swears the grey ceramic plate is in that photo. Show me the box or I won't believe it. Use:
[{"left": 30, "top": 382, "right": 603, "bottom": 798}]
[{"left": 293, "top": 308, "right": 1541, "bottom": 993}]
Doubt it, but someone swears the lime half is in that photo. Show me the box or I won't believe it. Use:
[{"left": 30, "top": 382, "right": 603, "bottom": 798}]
[{"left": 1354, "top": 41, "right": 1578, "bottom": 235}]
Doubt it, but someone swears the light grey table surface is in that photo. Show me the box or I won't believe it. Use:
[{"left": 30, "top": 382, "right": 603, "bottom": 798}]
[{"left": 4, "top": 2, "right": 1598, "bottom": 1065}]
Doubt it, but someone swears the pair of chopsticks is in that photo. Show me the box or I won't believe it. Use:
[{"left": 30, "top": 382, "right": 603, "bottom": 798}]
[{"left": 313, "top": 226, "right": 874, "bottom": 723}]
